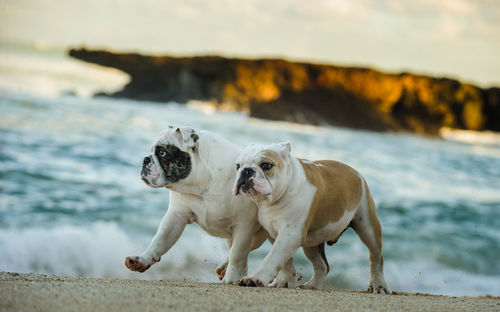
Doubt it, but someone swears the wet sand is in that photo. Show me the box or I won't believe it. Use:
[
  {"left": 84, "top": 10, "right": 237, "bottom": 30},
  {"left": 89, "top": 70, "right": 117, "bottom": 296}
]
[{"left": 1, "top": 272, "right": 498, "bottom": 312}]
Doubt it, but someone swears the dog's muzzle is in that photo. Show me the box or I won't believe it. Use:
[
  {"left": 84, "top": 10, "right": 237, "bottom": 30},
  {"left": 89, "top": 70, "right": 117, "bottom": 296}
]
[
  {"left": 235, "top": 167, "right": 256, "bottom": 195},
  {"left": 141, "top": 156, "right": 153, "bottom": 179}
]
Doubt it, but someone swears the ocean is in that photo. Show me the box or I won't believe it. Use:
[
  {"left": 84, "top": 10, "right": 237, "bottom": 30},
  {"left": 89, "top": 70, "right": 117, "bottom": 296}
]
[{"left": 1, "top": 42, "right": 499, "bottom": 296}]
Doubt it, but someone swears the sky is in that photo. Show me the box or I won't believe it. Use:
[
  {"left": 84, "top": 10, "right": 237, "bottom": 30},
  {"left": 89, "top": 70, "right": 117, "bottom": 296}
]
[{"left": 1, "top": 0, "right": 499, "bottom": 87}]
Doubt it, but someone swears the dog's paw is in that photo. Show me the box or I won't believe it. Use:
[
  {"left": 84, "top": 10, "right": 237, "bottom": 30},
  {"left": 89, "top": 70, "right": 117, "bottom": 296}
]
[
  {"left": 271, "top": 272, "right": 295, "bottom": 288},
  {"left": 222, "top": 275, "right": 241, "bottom": 284},
  {"left": 296, "top": 277, "right": 324, "bottom": 290},
  {"left": 270, "top": 279, "right": 292, "bottom": 288},
  {"left": 237, "top": 277, "right": 265, "bottom": 287},
  {"left": 125, "top": 256, "right": 151, "bottom": 272},
  {"left": 125, "top": 256, "right": 160, "bottom": 273},
  {"left": 368, "top": 282, "right": 392, "bottom": 294},
  {"left": 215, "top": 264, "right": 227, "bottom": 281}
]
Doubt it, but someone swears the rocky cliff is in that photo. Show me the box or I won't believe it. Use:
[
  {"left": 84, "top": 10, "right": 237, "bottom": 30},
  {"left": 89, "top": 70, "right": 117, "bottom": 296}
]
[{"left": 69, "top": 48, "right": 500, "bottom": 135}]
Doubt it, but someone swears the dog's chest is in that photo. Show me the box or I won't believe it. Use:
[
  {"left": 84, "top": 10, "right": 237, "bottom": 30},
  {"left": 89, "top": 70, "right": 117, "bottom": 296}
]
[
  {"left": 183, "top": 196, "right": 234, "bottom": 238},
  {"left": 257, "top": 202, "right": 309, "bottom": 239},
  {"left": 258, "top": 210, "right": 279, "bottom": 238}
]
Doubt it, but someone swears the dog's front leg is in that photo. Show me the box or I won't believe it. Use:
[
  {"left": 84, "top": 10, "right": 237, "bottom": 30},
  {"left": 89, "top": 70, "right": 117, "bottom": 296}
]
[
  {"left": 125, "top": 206, "right": 193, "bottom": 272},
  {"left": 238, "top": 231, "right": 301, "bottom": 287},
  {"left": 222, "top": 223, "right": 256, "bottom": 283},
  {"left": 216, "top": 239, "right": 231, "bottom": 281}
]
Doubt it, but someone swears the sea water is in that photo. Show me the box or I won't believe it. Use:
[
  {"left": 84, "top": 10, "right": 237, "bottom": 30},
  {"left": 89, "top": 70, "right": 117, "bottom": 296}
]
[{"left": 1, "top": 42, "right": 499, "bottom": 296}]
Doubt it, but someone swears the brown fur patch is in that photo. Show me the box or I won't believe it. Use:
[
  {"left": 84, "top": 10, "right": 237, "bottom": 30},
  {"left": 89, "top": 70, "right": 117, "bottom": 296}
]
[
  {"left": 260, "top": 150, "right": 284, "bottom": 170},
  {"left": 299, "top": 159, "right": 362, "bottom": 239}
]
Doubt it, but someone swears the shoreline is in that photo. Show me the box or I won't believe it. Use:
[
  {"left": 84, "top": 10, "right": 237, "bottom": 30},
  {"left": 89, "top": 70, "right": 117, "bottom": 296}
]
[{"left": 1, "top": 272, "right": 499, "bottom": 312}]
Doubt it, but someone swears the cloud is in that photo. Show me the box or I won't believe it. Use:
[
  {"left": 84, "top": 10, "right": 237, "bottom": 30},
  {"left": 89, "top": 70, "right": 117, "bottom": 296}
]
[
  {"left": 425, "top": 0, "right": 476, "bottom": 15},
  {"left": 0, "top": 0, "right": 498, "bottom": 85}
]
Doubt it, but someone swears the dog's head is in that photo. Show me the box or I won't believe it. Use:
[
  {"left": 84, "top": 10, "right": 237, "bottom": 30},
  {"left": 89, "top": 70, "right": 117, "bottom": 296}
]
[
  {"left": 233, "top": 142, "right": 291, "bottom": 201},
  {"left": 141, "top": 126, "right": 201, "bottom": 189}
]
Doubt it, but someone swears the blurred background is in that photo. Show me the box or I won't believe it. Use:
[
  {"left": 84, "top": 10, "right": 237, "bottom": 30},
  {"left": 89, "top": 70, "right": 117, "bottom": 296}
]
[{"left": 0, "top": 0, "right": 499, "bottom": 296}]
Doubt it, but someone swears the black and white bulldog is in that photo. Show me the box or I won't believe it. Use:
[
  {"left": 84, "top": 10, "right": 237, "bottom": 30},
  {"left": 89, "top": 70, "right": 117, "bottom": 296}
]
[
  {"left": 233, "top": 142, "right": 391, "bottom": 293},
  {"left": 125, "top": 126, "right": 295, "bottom": 286}
]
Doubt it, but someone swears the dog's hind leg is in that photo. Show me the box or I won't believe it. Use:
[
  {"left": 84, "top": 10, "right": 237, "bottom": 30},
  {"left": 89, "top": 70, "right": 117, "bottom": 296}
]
[
  {"left": 350, "top": 179, "right": 391, "bottom": 294},
  {"left": 298, "top": 243, "right": 329, "bottom": 290}
]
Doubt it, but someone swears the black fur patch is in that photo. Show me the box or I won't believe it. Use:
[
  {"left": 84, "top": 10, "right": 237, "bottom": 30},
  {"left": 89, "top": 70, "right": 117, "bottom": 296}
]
[
  {"left": 155, "top": 144, "right": 192, "bottom": 183},
  {"left": 190, "top": 133, "right": 199, "bottom": 143}
]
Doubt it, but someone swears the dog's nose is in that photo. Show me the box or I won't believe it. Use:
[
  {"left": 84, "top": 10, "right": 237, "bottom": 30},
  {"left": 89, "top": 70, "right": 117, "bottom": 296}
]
[
  {"left": 241, "top": 167, "right": 255, "bottom": 179},
  {"left": 143, "top": 156, "right": 152, "bottom": 166},
  {"left": 235, "top": 167, "right": 256, "bottom": 195}
]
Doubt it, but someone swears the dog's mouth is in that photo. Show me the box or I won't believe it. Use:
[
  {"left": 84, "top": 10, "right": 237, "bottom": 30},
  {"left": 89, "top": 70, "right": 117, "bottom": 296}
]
[
  {"left": 140, "top": 174, "right": 152, "bottom": 185},
  {"left": 141, "top": 161, "right": 171, "bottom": 188},
  {"left": 141, "top": 174, "right": 171, "bottom": 189},
  {"left": 235, "top": 178, "right": 270, "bottom": 197},
  {"left": 235, "top": 180, "right": 250, "bottom": 195}
]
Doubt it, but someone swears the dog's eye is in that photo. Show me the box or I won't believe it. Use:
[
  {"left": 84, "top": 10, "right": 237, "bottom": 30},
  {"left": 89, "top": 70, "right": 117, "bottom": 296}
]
[
  {"left": 236, "top": 164, "right": 240, "bottom": 170},
  {"left": 260, "top": 162, "right": 273, "bottom": 171},
  {"left": 158, "top": 150, "right": 167, "bottom": 157}
]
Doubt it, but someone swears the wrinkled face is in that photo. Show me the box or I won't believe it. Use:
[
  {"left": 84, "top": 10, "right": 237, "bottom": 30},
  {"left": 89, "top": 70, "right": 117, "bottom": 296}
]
[
  {"left": 141, "top": 126, "right": 198, "bottom": 188},
  {"left": 233, "top": 142, "right": 291, "bottom": 202}
]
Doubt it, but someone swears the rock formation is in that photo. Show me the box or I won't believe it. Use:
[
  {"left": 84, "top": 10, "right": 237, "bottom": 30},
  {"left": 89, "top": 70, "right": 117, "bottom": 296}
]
[{"left": 69, "top": 48, "right": 500, "bottom": 135}]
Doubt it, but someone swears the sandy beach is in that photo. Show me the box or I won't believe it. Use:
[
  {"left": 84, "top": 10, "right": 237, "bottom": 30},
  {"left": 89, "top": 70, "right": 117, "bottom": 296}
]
[{"left": 1, "top": 272, "right": 498, "bottom": 312}]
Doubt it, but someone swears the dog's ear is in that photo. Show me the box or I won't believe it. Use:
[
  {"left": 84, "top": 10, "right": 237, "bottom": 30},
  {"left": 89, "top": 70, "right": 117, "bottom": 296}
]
[
  {"left": 278, "top": 142, "right": 291, "bottom": 160},
  {"left": 175, "top": 127, "right": 199, "bottom": 151}
]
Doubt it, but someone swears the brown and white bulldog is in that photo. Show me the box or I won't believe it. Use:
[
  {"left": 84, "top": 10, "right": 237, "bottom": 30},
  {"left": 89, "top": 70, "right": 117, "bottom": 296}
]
[{"left": 233, "top": 142, "right": 391, "bottom": 294}]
